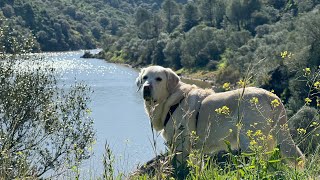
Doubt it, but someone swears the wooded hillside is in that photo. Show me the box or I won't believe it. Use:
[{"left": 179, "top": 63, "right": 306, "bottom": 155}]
[
  {"left": 98, "top": 0, "right": 320, "bottom": 115},
  {"left": 0, "top": 0, "right": 138, "bottom": 51}
]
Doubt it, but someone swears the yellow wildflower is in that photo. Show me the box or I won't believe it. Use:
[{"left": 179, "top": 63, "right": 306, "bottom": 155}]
[
  {"left": 247, "top": 130, "right": 253, "bottom": 137},
  {"left": 314, "top": 81, "right": 320, "bottom": 90},
  {"left": 259, "top": 136, "right": 265, "bottom": 141},
  {"left": 271, "top": 99, "right": 280, "bottom": 108},
  {"left": 236, "top": 123, "right": 243, "bottom": 128},
  {"left": 191, "top": 131, "right": 197, "bottom": 136},
  {"left": 215, "top": 106, "right": 230, "bottom": 115},
  {"left": 254, "top": 130, "right": 263, "bottom": 137},
  {"left": 280, "top": 51, "right": 293, "bottom": 59},
  {"left": 223, "top": 82, "right": 231, "bottom": 91},
  {"left": 303, "top": 68, "right": 311, "bottom": 76},
  {"left": 297, "top": 128, "right": 307, "bottom": 135},
  {"left": 280, "top": 124, "right": 288, "bottom": 130},
  {"left": 281, "top": 51, "right": 288, "bottom": 58},
  {"left": 250, "top": 97, "right": 259, "bottom": 105},
  {"left": 237, "top": 79, "right": 246, "bottom": 88},
  {"left": 298, "top": 160, "right": 304, "bottom": 167},
  {"left": 250, "top": 140, "right": 257, "bottom": 146},
  {"left": 267, "top": 118, "right": 274, "bottom": 124},
  {"left": 305, "top": 98, "right": 312, "bottom": 105},
  {"left": 310, "top": 122, "right": 319, "bottom": 127}
]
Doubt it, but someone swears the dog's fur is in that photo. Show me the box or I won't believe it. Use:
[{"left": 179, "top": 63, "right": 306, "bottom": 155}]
[{"left": 136, "top": 65, "right": 305, "bottom": 168}]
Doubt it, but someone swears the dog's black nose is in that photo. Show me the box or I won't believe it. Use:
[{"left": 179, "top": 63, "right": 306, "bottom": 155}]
[{"left": 143, "top": 85, "right": 152, "bottom": 100}]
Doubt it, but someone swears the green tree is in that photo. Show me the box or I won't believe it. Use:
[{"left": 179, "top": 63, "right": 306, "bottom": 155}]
[
  {"left": 152, "top": 39, "right": 166, "bottom": 65},
  {"left": 0, "top": 24, "right": 94, "bottom": 178},
  {"left": 138, "top": 21, "right": 154, "bottom": 39},
  {"left": 198, "top": 0, "right": 226, "bottom": 28},
  {"left": 92, "top": 25, "right": 102, "bottom": 40},
  {"left": 163, "top": 37, "right": 183, "bottom": 69},
  {"left": 182, "top": 3, "right": 199, "bottom": 32},
  {"left": 110, "top": 19, "right": 119, "bottom": 35},
  {"left": 226, "top": 0, "right": 261, "bottom": 31},
  {"left": 99, "top": 16, "right": 110, "bottom": 29},
  {"left": 1, "top": 4, "right": 14, "bottom": 18},
  {"left": 161, "top": 0, "right": 180, "bottom": 33},
  {"left": 135, "top": 7, "right": 152, "bottom": 27},
  {"left": 226, "top": 0, "right": 243, "bottom": 30}
]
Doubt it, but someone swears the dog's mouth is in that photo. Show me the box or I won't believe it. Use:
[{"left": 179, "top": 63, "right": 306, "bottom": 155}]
[
  {"left": 143, "top": 86, "right": 153, "bottom": 101},
  {"left": 143, "top": 91, "right": 152, "bottom": 101}
]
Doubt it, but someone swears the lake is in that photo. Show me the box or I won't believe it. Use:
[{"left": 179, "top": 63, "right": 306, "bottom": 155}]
[{"left": 41, "top": 50, "right": 165, "bottom": 177}]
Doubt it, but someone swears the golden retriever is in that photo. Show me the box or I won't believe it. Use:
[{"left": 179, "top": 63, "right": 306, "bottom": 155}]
[{"left": 136, "top": 65, "right": 305, "bottom": 169}]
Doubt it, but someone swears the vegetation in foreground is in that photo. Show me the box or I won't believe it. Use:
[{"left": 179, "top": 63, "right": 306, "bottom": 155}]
[{"left": 0, "top": 19, "right": 95, "bottom": 179}]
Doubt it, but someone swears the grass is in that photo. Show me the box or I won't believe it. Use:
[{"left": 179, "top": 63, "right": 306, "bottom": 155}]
[{"left": 102, "top": 138, "right": 320, "bottom": 180}]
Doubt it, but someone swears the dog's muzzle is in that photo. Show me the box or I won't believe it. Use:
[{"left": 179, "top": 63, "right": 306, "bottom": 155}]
[{"left": 143, "top": 85, "right": 152, "bottom": 101}]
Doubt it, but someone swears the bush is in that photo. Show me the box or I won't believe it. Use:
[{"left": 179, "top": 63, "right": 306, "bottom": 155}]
[{"left": 0, "top": 31, "right": 95, "bottom": 178}]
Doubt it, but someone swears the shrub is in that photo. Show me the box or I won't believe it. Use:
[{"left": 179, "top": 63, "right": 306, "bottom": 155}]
[{"left": 0, "top": 28, "right": 95, "bottom": 178}]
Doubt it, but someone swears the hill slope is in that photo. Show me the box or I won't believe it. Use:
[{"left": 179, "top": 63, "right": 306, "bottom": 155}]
[
  {"left": 98, "top": 0, "right": 320, "bottom": 114},
  {"left": 0, "top": 0, "right": 137, "bottom": 51}
]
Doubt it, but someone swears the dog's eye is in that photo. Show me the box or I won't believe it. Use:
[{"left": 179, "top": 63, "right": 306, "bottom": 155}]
[
  {"left": 155, "top": 77, "right": 162, "bottom": 82},
  {"left": 143, "top": 76, "right": 148, "bottom": 80}
]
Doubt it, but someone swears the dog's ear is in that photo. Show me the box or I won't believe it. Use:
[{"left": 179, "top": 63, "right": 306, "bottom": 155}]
[
  {"left": 165, "top": 68, "right": 180, "bottom": 94},
  {"left": 136, "top": 68, "right": 145, "bottom": 92}
]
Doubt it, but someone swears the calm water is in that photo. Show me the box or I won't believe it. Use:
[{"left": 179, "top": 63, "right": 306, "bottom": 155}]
[{"left": 40, "top": 50, "right": 165, "bottom": 177}]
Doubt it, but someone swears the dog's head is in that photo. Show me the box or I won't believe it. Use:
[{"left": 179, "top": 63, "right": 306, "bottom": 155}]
[{"left": 136, "top": 66, "right": 180, "bottom": 102}]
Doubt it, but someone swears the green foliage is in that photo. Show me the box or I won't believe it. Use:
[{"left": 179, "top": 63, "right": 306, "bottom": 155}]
[
  {"left": 182, "top": 2, "right": 199, "bottom": 32},
  {"left": 0, "top": 18, "right": 40, "bottom": 53},
  {"left": 0, "top": 23, "right": 95, "bottom": 178},
  {"left": 97, "top": 1, "right": 320, "bottom": 118},
  {"left": 0, "top": 0, "right": 138, "bottom": 51},
  {"left": 199, "top": 0, "right": 226, "bottom": 28},
  {"left": 161, "top": 0, "right": 180, "bottom": 33}
]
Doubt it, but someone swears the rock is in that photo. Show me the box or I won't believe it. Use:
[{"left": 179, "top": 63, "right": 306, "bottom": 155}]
[{"left": 81, "top": 51, "right": 94, "bottom": 58}]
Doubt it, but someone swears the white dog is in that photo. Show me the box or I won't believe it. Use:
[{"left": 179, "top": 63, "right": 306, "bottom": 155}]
[{"left": 136, "top": 65, "right": 305, "bottom": 168}]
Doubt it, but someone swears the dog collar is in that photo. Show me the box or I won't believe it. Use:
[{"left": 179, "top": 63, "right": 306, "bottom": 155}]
[{"left": 164, "top": 97, "right": 185, "bottom": 127}]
